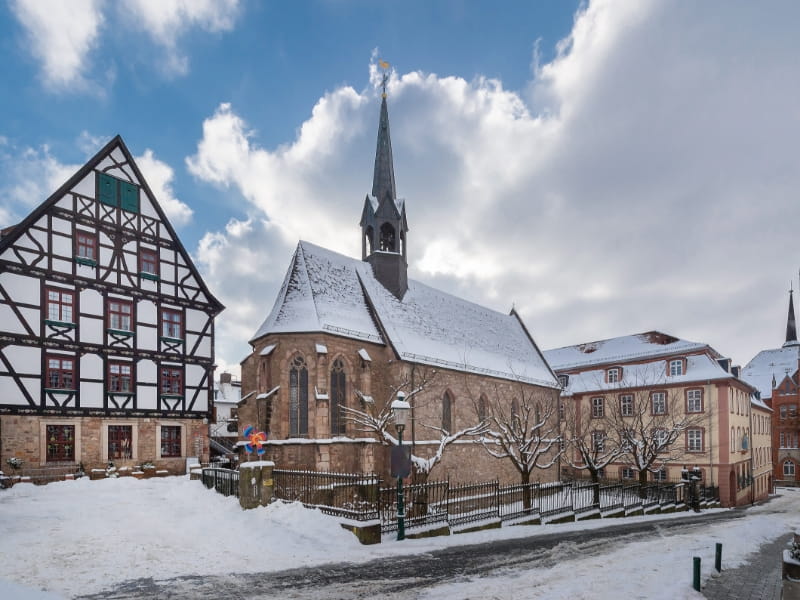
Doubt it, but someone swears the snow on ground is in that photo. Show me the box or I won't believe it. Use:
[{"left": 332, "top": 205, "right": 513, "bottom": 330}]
[{"left": 0, "top": 478, "right": 798, "bottom": 599}]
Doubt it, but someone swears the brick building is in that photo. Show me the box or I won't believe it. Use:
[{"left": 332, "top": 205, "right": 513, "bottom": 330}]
[
  {"left": 0, "top": 137, "right": 222, "bottom": 476},
  {"left": 544, "top": 331, "right": 766, "bottom": 507},
  {"left": 742, "top": 289, "right": 800, "bottom": 486},
  {"left": 238, "top": 91, "right": 561, "bottom": 484}
]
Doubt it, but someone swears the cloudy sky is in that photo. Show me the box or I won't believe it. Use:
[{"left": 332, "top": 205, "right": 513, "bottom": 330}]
[{"left": 1, "top": 0, "right": 799, "bottom": 375}]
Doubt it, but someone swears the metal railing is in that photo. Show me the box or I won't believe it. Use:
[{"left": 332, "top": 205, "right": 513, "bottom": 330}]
[
  {"left": 446, "top": 480, "right": 499, "bottom": 528},
  {"left": 201, "top": 467, "right": 239, "bottom": 498},
  {"left": 273, "top": 469, "right": 380, "bottom": 521}
]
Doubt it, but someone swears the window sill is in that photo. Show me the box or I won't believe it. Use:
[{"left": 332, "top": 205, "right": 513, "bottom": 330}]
[
  {"left": 107, "top": 329, "right": 134, "bottom": 337},
  {"left": 140, "top": 272, "right": 160, "bottom": 281},
  {"left": 45, "top": 320, "right": 76, "bottom": 329},
  {"left": 160, "top": 336, "right": 184, "bottom": 344},
  {"left": 74, "top": 257, "right": 97, "bottom": 267},
  {"left": 44, "top": 388, "right": 76, "bottom": 394},
  {"left": 160, "top": 394, "right": 184, "bottom": 399},
  {"left": 107, "top": 391, "right": 134, "bottom": 396}
]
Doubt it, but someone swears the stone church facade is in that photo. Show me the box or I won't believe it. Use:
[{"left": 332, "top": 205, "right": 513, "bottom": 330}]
[{"left": 239, "top": 92, "right": 561, "bottom": 484}]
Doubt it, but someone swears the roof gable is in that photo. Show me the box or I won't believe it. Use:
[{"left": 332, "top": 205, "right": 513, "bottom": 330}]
[
  {"left": 0, "top": 135, "right": 223, "bottom": 313},
  {"left": 742, "top": 345, "right": 800, "bottom": 400}
]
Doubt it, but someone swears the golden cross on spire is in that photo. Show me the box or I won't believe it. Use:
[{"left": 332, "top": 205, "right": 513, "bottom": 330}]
[{"left": 379, "top": 59, "right": 390, "bottom": 98}]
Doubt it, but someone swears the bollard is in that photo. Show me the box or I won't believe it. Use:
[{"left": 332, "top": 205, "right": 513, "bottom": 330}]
[
  {"left": 715, "top": 543, "right": 722, "bottom": 572},
  {"left": 693, "top": 556, "right": 701, "bottom": 591}
]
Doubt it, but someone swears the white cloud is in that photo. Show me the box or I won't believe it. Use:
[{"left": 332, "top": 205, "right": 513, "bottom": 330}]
[
  {"left": 10, "top": 0, "right": 104, "bottom": 91},
  {"left": 190, "top": 1, "right": 800, "bottom": 371},
  {"left": 135, "top": 149, "right": 193, "bottom": 226},
  {"left": 122, "top": 0, "right": 241, "bottom": 76}
]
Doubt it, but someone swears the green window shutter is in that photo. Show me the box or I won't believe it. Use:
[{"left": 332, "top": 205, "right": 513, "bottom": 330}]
[
  {"left": 120, "top": 182, "right": 139, "bottom": 213},
  {"left": 98, "top": 173, "right": 118, "bottom": 206}
]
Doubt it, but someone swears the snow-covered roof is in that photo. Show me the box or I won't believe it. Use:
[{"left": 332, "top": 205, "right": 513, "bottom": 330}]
[
  {"left": 251, "top": 241, "right": 558, "bottom": 388},
  {"left": 358, "top": 348, "right": 372, "bottom": 362},
  {"left": 544, "top": 331, "right": 710, "bottom": 371},
  {"left": 259, "top": 344, "right": 276, "bottom": 356},
  {"left": 741, "top": 345, "right": 800, "bottom": 401},
  {"left": 561, "top": 354, "right": 736, "bottom": 395}
]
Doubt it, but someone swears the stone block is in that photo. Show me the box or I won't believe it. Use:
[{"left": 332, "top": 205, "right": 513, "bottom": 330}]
[{"left": 340, "top": 522, "right": 381, "bottom": 545}]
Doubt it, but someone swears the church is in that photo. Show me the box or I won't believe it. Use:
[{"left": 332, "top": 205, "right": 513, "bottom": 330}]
[{"left": 238, "top": 88, "right": 561, "bottom": 484}]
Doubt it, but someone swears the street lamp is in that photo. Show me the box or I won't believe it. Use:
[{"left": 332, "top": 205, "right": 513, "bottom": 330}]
[{"left": 391, "top": 392, "right": 411, "bottom": 541}]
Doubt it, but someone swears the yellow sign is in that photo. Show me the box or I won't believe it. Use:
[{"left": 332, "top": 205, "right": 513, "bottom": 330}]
[{"left": 263, "top": 479, "right": 273, "bottom": 486}]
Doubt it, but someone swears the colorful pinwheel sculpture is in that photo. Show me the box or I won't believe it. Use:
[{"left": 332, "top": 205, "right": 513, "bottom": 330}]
[{"left": 243, "top": 426, "right": 267, "bottom": 455}]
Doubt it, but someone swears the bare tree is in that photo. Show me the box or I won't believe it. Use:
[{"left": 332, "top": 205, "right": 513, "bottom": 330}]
[
  {"left": 343, "top": 365, "right": 487, "bottom": 479},
  {"left": 471, "top": 381, "right": 561, "bottom": 508},
  {"left": 602, "top": 366, "right": 706, "bottom": 490},
  {"left": 561, "top": 397, "right": 625, "bottom": 504}
]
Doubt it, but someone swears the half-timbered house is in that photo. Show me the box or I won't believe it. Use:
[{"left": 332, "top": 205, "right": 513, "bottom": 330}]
[{"left": 0, "top": 136, "right": 223, "bottom": 476}]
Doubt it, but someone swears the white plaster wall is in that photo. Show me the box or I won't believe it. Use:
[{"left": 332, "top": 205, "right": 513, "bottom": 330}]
[
  {"left": 6, "top": 346, "right": 40, "bottom": 374},
  {"left": 0, "top": 376, "right": 29, "bottom": 405},
  {"left": 137, "top": 385, "right": 157, "bottom": 410},
  {"left": 75, "top": 262, "right": 96, "bottom": 278},
  {"left": 55, "top": 197, "right": 72, "bottom": 210},
  {"left": 51, "top": 234, "right": 71, "bottom": 257},
  {"left": 80, "top": 316, "right": 103, "bottom": 344},
  {"left": 80, "top": 381, "right": 104, "bottom": 408},
  {"left": 138, "top": 325, "right": 157, "bottom": 350},
  {"left": 52, "top": 257, "right": 72, "bottom": 274},
  {"left": 81, "top": 353, "right": 103, "bottom": 379},
  {"left": 194, "top": 337, "right": 211, "bottom": 358},
  {"left": 52, "top": 219, "right": 71, "bottom": 234},
  {"left": 18, "top": 308, "right": 41, "bottom": 335},
  {"left": 1, "top": 272, "right": 39, "bottom": 305},
  {"left": 161, "top": 262, "right": 175, "bottom": 283},
  {"left": 140, "top": 196, "right": 158, "bottom": 219},
  {"left": 138, "top": 359, "right": 156, "bottom": 382},
  {"left": 138, "top": 300, "right": 156, "bottom": 323},
  {"left": 186, "top": 310, "right": 206, "bottom": 331},
  {"left": 80, "top": 288, "right": 103, "bottom": 314},
  {"left": 0, "top": 304, "right": 28, "bottom": 334},
  {"left": 140, "top": 278, "right": 158, "bottom": 294},
  {"left": 72, "top": 173, "right": 95, "bottom": 198}
]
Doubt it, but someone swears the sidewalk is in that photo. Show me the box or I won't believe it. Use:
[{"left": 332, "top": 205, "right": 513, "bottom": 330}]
[{"left": 702, "top": 532, "right": 793, "bottom": 600}]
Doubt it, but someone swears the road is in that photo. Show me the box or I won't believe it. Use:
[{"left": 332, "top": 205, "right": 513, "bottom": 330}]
[{"left": 78, "top": 509, "right": 749, "bottom": 600}]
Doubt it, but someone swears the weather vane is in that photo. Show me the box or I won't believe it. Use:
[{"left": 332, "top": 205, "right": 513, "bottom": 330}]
[{"left": 379, "top": 59, "right": 390, "bottom": 98}]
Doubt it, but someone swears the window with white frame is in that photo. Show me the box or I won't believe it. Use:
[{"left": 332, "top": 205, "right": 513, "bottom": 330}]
[
  {"left": 621, "top": 467, "right": 635, "bottom": 479},
  {"left": 592, "top": 397, "right": 604, "bottom": 418},
  {"left": 653, "top": 428, "right": 669, "bottom": 448},
  {"left": 652, "top": 468, "right": 667, "bottom": 481},
  {"left": 784, "top": 460, "right": 795, "bottom": 478},
  {"left": 669, "top": 359, "right": 684, "bottom": 376},
  {"left": 607, "top": 367, "right": 620, "bottom": 383},
  {"left": 687, "top": 428, "right": 703, "bottom": 452},
  {"left": 651, "top": 392, "right": 666, "bottom": 415},
  {"left": 687, "top": 389, "right": 702, "bottom": 413},
  {"left": 619, "top": 394, "right": 633, "bottom": 417}
]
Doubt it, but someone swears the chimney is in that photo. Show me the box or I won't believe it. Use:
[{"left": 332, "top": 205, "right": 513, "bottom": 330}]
[
  {"left": 731, "top": 365, "right": 741, "bottom": 378},
  {"left": 220, "top": 372, "right": 232, "bottom": 384}
]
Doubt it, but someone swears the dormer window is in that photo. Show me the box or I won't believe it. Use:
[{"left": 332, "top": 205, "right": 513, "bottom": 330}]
[
  {"left": 558, "top": 374, "right": 569, "bottom": 388},
  {"left": 669, "top": 359, "right": 684, "bottom": 376},
  {"left": 607, "top": 367, "right": 620, "bottom": 383},
  {"left": 97, "top": 172, "right": 140, "bottom": 213}
]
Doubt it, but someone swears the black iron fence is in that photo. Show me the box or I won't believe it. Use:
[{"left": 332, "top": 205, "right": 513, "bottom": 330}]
[
  {"left": 272, "top": 469, "right": 380, "bottom": 521},
  {"left": 201, "top": 467, "right": 239, "bottom": 498},
  {"left": 200, "top": 467, "right": 721, "bottom": 535}
]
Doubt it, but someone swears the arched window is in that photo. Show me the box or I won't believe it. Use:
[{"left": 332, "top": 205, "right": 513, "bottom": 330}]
[
  {"left": 379, "top": 222, "right": 396, "bottom": 252},
  {"left": 511, "top": 398, "right": 521, "bottom": 430},
  {"left": 330, "top": 358, "right": 346, "bottom": 435},
  {"left": 442, "top": 391, "right": 453, "bottom": 433},
  {"left": 784, "top": 460, "right": 795, "bottom": 478},
  {"left": 364, "top": 226, "right": 374, "bottom": 255},
  {"left": 730, "top": 427, "right": 735, "bottom": 452},
  {"left": 478, "top": 395, "right": 488, "bottom": 423},
  {"left": 289, "top": 356, "right": 308, "bottom": 437}
]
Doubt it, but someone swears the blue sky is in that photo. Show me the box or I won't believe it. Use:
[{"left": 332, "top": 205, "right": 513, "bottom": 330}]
[{"left": 2, "top": 1, "right": 800, "bottom": 376}]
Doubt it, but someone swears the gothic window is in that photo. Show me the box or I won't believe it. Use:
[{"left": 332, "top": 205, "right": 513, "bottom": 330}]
[
  {"left": 46, "top": 355, "right": 75, "bottom": 390},
  {"left": 108, "top": 361, "right": 133, "bottom": 393},
  {"left": 365, "top": 226, "right": 374, "bottom": 255},
  {"left": 46, "top": 288, "right": 74, "bottom": 323},
  {"left": 379, "top": 222, "right": 396, "bottom": 252},
  {"left": 161, "top": 308, "right": 182, "bottom": 339},
  {"left": 75, "top": 230, "right": 97, "bottom": 262},
  {"left": 289, "top": 356, "right": 309, "bottom": 437},
  {"left": 784, "top": 460, "right": 796, "bottom": 478},
  {"left": 511, "top": 398, "right": 520, "bottom": 429},
  {"left": 161, "top": 426, "right": 181, "bottom": 458},
  {"left": 108, "top": 425, "right": 132, "bottom": 459},
  {"left": 108, "top": 299, "right": 133, "bottom": 331},
  {"left": 478, "top": 395, "right": 488, "bottom": 423},
  {"left": 442, "top": 391, "right": 453, "bottom": 433},
  {"left": 330, "top": 358, "right": 346, "bottom": 435},
  {"left": 46, "top": 425, "right": 75, "bottom": 462}
]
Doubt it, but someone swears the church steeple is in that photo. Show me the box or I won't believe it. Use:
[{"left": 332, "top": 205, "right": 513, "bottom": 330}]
[
  {"left": 784, "top": 286, "right": 799, "bottom": 347},
  {"left": 371, "top": 95, "right": 396, "bottom": 202},
  {"left": 359, "top": 61, "right": 409, "bottom": 299}
]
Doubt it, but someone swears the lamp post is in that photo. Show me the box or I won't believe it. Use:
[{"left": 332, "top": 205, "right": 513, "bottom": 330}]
[{"left": 391, "top": 392, "right": 411, "bottom": 541}]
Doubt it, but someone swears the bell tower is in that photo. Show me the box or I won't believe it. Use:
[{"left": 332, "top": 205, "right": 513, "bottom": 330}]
[{"left": 359, "top": 63, "right": 409, "bottom": 299}]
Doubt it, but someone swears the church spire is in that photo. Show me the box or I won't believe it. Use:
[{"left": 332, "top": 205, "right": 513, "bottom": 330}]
[
  {"left": 371, "top": 65, "right": 396, "bottom": 202},
  {"left": 784, "top": 285, "right": 798, "bottom": 347}
]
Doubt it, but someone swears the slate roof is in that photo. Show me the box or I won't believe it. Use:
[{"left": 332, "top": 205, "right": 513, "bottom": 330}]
[{"left": 251, "top": 241, "right": 559, "bottom": 388}]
